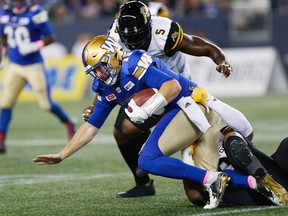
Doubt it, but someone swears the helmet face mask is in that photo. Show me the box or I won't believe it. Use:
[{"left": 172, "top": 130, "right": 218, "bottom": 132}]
[
  {"left": 117, "top": 1, "right": 152, "bottom": 50},
  {"left": 82, "top": 36, "right": 123, "bottom": 86},
  {"left": 7, "top": 0, "right": 31, "bottom": 14},
  {"left": 85, "top": 55, "right": 119, "bottom": 86}
]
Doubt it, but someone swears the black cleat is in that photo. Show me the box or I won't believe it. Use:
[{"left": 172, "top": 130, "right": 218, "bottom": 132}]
[
  {"left": 203, "top": 172, "right": 230, "bottom": 209},
  {"left": 116, "top": 180, "right": 155, "bottom": 198}
]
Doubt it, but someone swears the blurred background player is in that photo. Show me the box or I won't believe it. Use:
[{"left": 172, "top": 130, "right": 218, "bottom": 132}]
[
  {"left": 82, "top": 0, "right": 252, "bottom": 198},
  {"left": 0, "top": 0, "right": 76, "bottom": 153}
]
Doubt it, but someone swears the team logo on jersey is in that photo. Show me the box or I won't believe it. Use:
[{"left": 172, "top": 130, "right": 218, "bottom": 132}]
[
  {"left": 116, "top": 87, "right": 121, "bottom": 93},
  {"left": 97, "top": 95, "right": 102, "bottom": 101},
  {"left": 101, "top": 37, "right": 118, "bottom": 54},
  {"left": 171, "top": 31, "right": 179, "bottom": 42},
  {"left": 132, "top": 53, "right": 152, "bottom": 79},
  {"left": 105, "top": 94, "right": 117, "bottom": 102},
  {"left": 124, "top": 81, "right": 135, "bottom": 91}
]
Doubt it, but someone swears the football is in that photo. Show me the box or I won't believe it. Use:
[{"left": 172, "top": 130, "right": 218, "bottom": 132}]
[{"left": 127, "top": 88, "right": 157, "bottom": 112}]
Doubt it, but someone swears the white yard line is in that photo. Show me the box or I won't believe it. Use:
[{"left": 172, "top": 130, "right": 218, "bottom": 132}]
[
  {"left": 0, "top": 172, "right": 129, "bottom": 187},
  {"left": 6, "top": 133, "right": 284, "bottom": 147},
  {"left": 191, "top": 206, "right": 279, "bottom": 216},
  {"left": 6, "top": 135, "right": 115, "bottom": 146}
]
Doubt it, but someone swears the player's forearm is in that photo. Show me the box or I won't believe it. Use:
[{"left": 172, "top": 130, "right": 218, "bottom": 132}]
[
  {"left": 159, "top": 79, "right": 181, "bottom": 102},
  {"left": 182, "top": 35, "right": 227, "bottom": 65},
  {"left": 42, "top": 35, "right": 55, "bottom": 46},
  {"left": 59, "top": 122, "right": 99, "bottom": 160}
]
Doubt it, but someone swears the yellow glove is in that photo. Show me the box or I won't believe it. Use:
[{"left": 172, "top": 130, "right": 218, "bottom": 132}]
[{"left": 190, "top": 87, "right": 208, "bottom": 105}]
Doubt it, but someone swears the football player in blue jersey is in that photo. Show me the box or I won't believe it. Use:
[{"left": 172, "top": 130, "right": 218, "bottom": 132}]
[
  {"left": 82, "top": 1, "right": 253, "bottom": 198},
  {"left": 0, "top": 0, "right": 76, "bottom": 153},
  {"left": 33, "top": 35, "right": 288, "bottom": 208}
]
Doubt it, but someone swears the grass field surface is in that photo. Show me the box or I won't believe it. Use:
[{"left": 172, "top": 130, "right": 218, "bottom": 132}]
[{"left": 0, "top": 93, "right": 287, "bottom": 216}]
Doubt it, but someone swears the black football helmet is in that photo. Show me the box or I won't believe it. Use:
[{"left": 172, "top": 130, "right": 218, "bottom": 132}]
[{"left": 116, "top": 1, "right": 152, "bottom": 50}]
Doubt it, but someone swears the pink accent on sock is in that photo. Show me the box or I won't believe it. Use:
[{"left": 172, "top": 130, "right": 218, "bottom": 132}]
[
  {"left": 247, "top": 175, "right": 257, "bottom": 190},
  {"left": 2, "top": 47, "right": 7, "bottom": 55},
  {"left": 202, "top": 171, "right": 211, "bottom": 185},
  {"left": 35, "top": 40, "right": 45, "bottom": 50}
]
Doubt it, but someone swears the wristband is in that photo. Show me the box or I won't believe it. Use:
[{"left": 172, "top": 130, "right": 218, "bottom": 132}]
[
  {"left": 35, "top": 40, "right": 45, "bottom": 50},
  {"left": 141, "top": 92, "right": 168, "bottom": 116}
]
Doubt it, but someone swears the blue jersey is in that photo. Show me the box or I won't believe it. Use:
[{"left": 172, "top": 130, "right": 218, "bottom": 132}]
[
  {"left": 88, "top": 50, "right": 198, "bottom": 129},
  {"left": 0, "top": 5, "right": 53, "bottom": 65}
]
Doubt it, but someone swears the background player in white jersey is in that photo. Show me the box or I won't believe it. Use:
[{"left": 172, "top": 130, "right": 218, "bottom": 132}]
[
  {"left": 82, "top": 1, "right": 253, "bottom": 197},
  {"left": 0, "top": 0, "right": 76, "bottom": 153}
]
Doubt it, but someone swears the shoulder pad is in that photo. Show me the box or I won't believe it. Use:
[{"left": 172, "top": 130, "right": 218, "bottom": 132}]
[
  {"left": 3, "top": 5, "right": 10, "bottom": 11},
  {"left": 127, "top": 50, "right": 153, "bottom": 79},
  {"left": 107, "top": 19, "right": 117, "bottom": 35},
  {"left": 30, "top": 5, "right": 43, "bottom": 12},
  {"left": 164, "top": 21, "right": 183, "bottom": 56},
  {"left": 30, "top": 6, "right": 49, "bottom": 24}
]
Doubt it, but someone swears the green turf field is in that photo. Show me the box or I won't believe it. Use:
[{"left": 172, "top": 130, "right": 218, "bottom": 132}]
[{"left": 0, "top": 93, "right": 287, "bottom": 216}]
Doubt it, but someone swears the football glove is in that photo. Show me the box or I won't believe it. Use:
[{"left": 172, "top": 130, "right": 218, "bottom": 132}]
[
  {"left": 190, "top": 87, "right": 208, "bottom": 105},
  {"left": 19, "top": 40, "right": 45, "bottom": 56},
  {"left": 125, "top": 99, "right": 149, "bottom": 124}
]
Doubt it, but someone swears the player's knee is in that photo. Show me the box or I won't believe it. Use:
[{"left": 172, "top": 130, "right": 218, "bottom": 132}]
[
  {"left": 121, "top": 118, "right": 144, "bottom": 139},
  {"left": 0, "top": 98, "right": 14, "bottom": 109},
  {"left": 113, "top": 127, "right": 130, "bottom": 146},
  {"left": 38, "top": 101, "right": 51, "bottom": 112}
]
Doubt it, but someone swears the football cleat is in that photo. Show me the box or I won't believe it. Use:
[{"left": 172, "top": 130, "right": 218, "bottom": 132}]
[
  {"left": 203, "top": 172, "right": 230, "bottom": 209},
  {"left": 0, "top": 132, "right": 6, "bottom": 154},
  {"left": 257, "top": 173, "right": 288, "bottom": 207},
  {"left": 65, "top": 118, "right": 77, "bottom": 140},
  {"left": 116, "top": 180, "right": 155, "bottom": 198}
]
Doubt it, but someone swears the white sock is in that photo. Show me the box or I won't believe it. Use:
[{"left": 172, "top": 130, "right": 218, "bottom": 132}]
[
  {"left": 247, "top": 175, "right": 258, "bottom": 190},
  {"left": 203, "top": 171, "right": 218, "bottom": 185}
]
